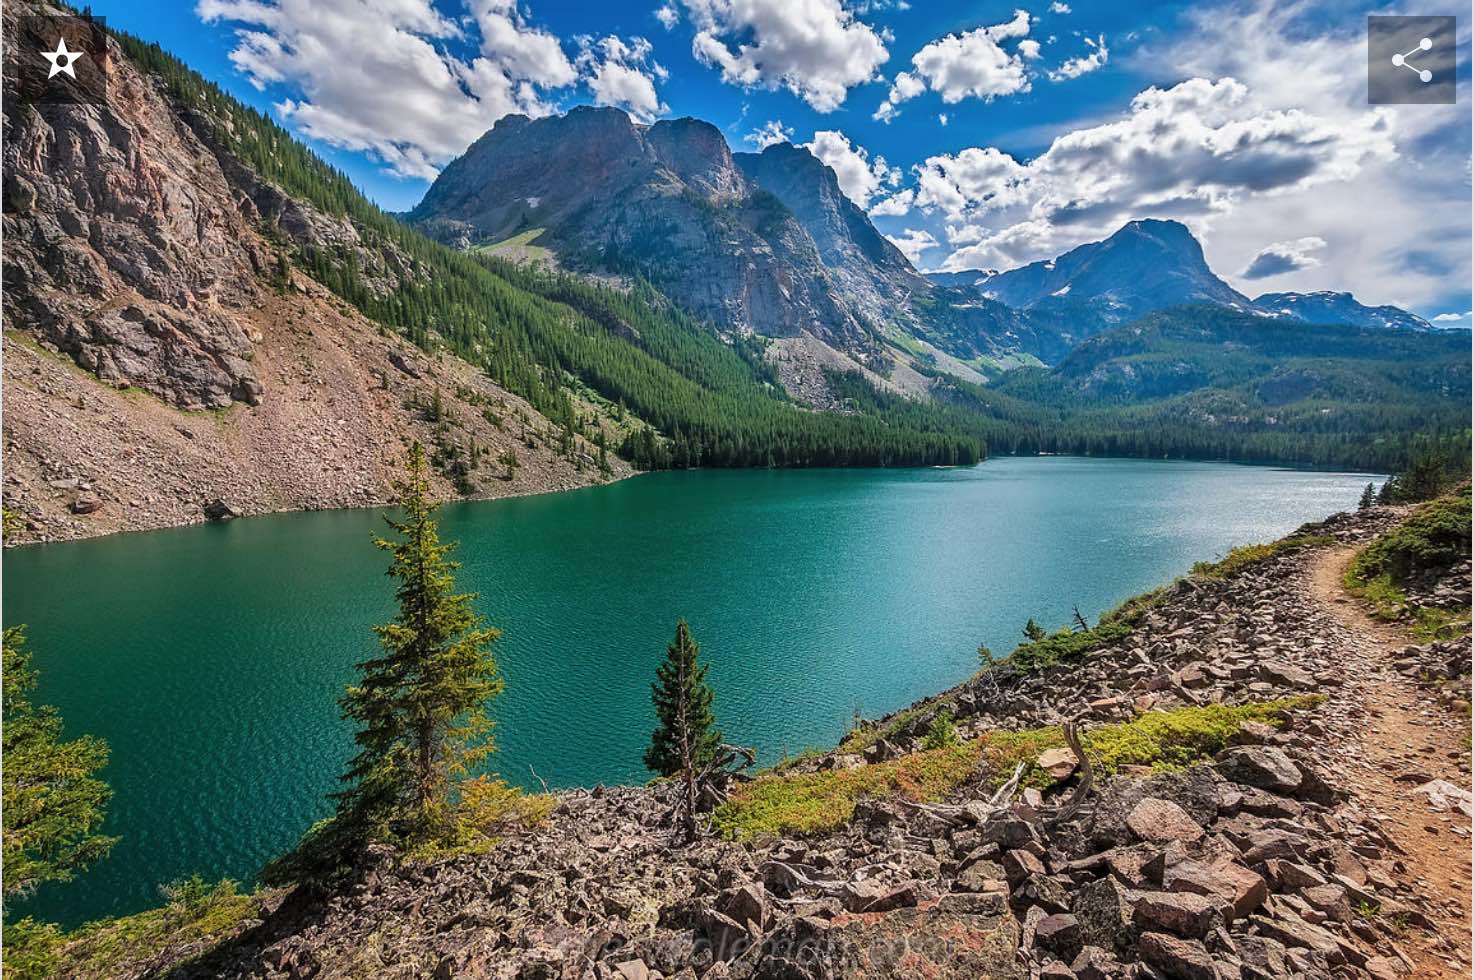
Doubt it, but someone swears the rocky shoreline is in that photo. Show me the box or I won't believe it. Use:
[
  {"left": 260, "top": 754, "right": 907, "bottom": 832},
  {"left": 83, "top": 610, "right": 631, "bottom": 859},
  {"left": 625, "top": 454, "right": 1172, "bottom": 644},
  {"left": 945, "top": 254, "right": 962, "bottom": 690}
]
[{"left": 68, "top": 504, "right": 1468, "bottom": 980}]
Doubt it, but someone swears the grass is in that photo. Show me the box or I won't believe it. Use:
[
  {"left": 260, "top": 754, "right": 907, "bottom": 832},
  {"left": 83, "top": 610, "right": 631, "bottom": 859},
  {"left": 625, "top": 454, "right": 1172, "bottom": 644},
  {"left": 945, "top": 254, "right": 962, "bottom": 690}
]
[
  {"left": 1345, "top": 487, "right": 1472, "bottom": 640},
  {"left": 840, "top": 694, "right": 958, "bottom": 754},
  {"left": 714, "top": 696, "right": 1322, "bottom": 839},
  {"left": 1192, "top": 534, "right": 1335, "bottom": 579},
  {"left": 1005, "top": 586, "right": 1169, "bottom": 674},
  {"left": 35, "top": 878, "right": 276, "bottom": 980},
  {"left": 406, "top": 776, "right": 556, "bottom": 862}
]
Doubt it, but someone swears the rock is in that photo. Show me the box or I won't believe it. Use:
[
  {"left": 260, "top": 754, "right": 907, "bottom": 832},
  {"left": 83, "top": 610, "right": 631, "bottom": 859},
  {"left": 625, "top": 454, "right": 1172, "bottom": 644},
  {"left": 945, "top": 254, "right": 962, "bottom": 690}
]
[
  {"left": 1002, "top": 849, "right": 1045, "bottom": 887},
  {"left": 1034, "top": 913, "right": 1082, "bottom": 955},
  {"left": 699, "top": 908, "right": 752, "bottom": 959},
  {"left": 1163, "top": 859, "right": 1266, "bottom": 920},
  {"left": 1039, "top": 962, "right": 1076, "bottom": 980},
  {"left": 1070, "top": 945, "right": 1123, "bottom": 980},
  {"left": 956, "top": 859, "right": 1007, "bottom": 894},
  {"left": 1299, "top": 883, "right": 1351, "bottom": 922},
  {"left": 1072, "top": 877, "right": 1134, "bottom": 952},
  {"left": 613, "top": 960, "right": 651, "bottom": 980},
  {"left": 1228, "top": 720, "right": 1278, "bottom": 745},
  {"left": 935, "top": 891, "right": 1007, "bottom": 916},
  {"left": 69, "top": 494, "right": 102, "bottom": 514},
  {"left": 1364, "top": 956, "right": 1404, "bottom": 980},
  {"left": 1125, "top": 798, "right": 1203, "bottom": 844},
  {"left": 1136, "top": 932, "right": 1218, "bottom": 980},
  {"left": 1258, "top": 661, "right": 1314, "bottom": 688},
  {"left": 1132, "top": 891, "right": 1222, "bottom": 938},
  {"left": 203, "top": 498, "right": 241, "bottom": 522},
  {"left": 1038, "top": 747, "right": 1080, "bottom": 781},
  {"left": 717, "top": 883, "right": 767, "bottom": 931},
  {"left": 1411, "top": 779, "right": 1474, "bottom": 816},
  {"left": 1249, "top": 911, "right": 1344, "bottom": 963},
  {"left": 1215, "top": 746, "right": 1302, "bottom": 794}
]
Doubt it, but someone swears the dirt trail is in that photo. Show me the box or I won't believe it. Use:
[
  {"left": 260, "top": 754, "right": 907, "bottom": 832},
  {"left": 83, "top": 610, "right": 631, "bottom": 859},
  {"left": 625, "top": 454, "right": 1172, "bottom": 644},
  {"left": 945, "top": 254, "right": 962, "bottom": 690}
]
[{"left": 1306, "top": 547, "right": 1472, "bottom": 979}]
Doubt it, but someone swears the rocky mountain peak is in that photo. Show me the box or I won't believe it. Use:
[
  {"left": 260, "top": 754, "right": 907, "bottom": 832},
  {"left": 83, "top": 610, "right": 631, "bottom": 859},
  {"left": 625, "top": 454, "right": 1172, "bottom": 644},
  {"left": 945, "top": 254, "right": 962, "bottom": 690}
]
[{"left": 646, "top": 116, "right": 744, "bottom": 199}]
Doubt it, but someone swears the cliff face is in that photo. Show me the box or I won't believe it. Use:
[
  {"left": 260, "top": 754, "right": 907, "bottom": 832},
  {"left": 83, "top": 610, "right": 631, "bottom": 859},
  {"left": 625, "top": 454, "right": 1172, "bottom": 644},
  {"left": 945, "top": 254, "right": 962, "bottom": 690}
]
[
  {"left": 3, "top": 10, "right": 266, "bottom": 411},
  {"left": 0, "top": 4, "right": 627, "bottom": 544},
  {"left": 411, "top": 108, "right": 869, "bottom": 351}
]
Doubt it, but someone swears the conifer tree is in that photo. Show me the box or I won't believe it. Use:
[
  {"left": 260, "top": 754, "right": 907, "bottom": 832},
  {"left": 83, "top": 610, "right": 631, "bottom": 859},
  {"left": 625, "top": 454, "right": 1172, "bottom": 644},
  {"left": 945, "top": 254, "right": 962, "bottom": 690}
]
[
  {"left": 2, "top": 628, "right": 116, "bottom": 901},
  {"left": 646, "top": 621, "right": 721, "bottom": 840},
  {"left": 1358, "top": 483, "right": 1376, "bottom": 510},
  {"left": 1023, "top": 618, "right": 1047, "bottom": 643},
  {"left": 338, "top": 443, "right": 504, "bottom": 836}
]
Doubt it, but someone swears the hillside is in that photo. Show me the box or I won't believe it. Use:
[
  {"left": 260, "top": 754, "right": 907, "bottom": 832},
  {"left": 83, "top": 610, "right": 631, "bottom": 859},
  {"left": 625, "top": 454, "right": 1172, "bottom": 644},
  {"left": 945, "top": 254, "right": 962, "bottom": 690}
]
[
  {"left": 24, "top": 503, "right": 1471, "bottom": 979},
  {"left": 959, "top": 305, "right": 1472, "bottom": 468},
  {"left": 0, "top": 5, "right": 637, "bottom": 545},
  {"left": 2, "top": 4, "right": 1012, "bottom": 545}
]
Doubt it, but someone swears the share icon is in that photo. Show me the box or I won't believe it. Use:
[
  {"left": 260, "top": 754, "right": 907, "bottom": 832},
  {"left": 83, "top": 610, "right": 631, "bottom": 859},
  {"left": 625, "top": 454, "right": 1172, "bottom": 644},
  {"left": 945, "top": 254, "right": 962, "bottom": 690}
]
[{"left": 1391, "top": 37, "right": 1434, "bottom": 83}]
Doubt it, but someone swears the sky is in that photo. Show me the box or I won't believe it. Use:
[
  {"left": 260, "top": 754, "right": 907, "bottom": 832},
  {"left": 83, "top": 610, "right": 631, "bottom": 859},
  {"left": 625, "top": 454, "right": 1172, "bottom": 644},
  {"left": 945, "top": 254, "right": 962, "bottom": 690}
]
[{"left": 90, "top": 0, "right": 1473, "bottom": 323}]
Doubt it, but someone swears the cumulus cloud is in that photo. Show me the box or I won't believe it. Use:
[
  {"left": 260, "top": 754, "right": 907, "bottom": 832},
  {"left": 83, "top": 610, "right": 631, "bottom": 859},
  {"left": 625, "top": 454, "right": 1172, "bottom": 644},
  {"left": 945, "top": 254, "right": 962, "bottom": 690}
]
[
  {"left": 885, "top": 228, "right": 939, "bottom": 264},
  {"left": 681, "top": 0, "right": 889, "bottom": 112},
  {"left": 868, "top": 187, "right": 914, "bottom": 217},
  {"left": 1240, "top": 236, "right": 1327, "bottom": 279},
  {"left": 1049, "top": 1, "right": 1070, "bottom": 12},
  {"left": 578, "top": 35, "right": 668, "bottom": 123},
  {"left": 654, "top": 3, "right": 678, "bottom": 29},
  {"left": 198, "top": 0, "right": 664, "bottom": 178},
  {"left": 905, "top": 76, "right": 1393, "bottom": 273},
  {"left": 745, "top": 119, "right": 794, "bottom": 149},
  {"left": 1047, "top": 33, "right": 1107, "bottom": 81},
  {"left": 874, "top": 9, "right": 1033, "bottom": 123},
  {"left": 803, "top": 129, "right": 899, "bottom": 208},
  {"left": 1432, "top": 310, "right": 1471, "bottom": 322}
]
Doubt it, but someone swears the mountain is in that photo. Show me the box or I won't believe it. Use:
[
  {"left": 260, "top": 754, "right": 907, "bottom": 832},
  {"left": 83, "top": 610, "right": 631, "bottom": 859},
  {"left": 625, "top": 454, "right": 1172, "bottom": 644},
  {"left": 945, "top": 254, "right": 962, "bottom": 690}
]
[
  {"left": 408, "top": 112, "right": 1070, "bottom": 392},
  {"left": 410, "top": 109, "right": 869, "bottom": 351},
  {"left": 963, "top": 219, "right": 1249, "bottom": 332},
  {"left": 2, "top": 4, "right": 1011, "bottom": 542},
  {"left": 935, "top": 220, "right": 1436, "bottom": 339},
  {"left": 1, "top": 4, "right": 641, "bottom": 544},
  {"left": 1251, "top": 291, "right": 1433, "bottom": 331}
]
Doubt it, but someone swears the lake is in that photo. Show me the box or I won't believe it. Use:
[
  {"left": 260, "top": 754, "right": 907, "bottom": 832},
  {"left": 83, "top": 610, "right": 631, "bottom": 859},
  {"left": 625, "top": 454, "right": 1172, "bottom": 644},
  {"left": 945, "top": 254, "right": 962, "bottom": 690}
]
[{"left": 3, "top": 457, "right": 1379, "bottom": 925}]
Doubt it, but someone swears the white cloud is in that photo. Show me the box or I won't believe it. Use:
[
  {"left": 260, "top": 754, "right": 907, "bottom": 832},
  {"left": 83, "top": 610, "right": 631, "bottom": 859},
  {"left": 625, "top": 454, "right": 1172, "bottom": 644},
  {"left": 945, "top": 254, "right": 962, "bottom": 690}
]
[
  {"left": 867, "top": 187, "right": 914, "bottom": 217},
  {"left": 745, "top": 119, "right": 793, "bottom": 149},
  {"left": 1240, "top": 236, "right": 1326, "bottom": 279},
  {"left": 938, "top": 113, "right": 948, "bottom": 126},
  {"left": 885, "top": 228, "right": 938, "bottom": 264},
  {"left": 655, "top": 3, "right": 678, "bottom": 29},
  {"left": 578, "top": 35, "right": 668, "bottom": 123},
  {"left": 906, "top": 75, "right": 1394, "bottom": 275},
  {"left": 1049, "top": 1, "right": 1070, "bottom": 12},
  {"left": 198, "top": 0, "right": 660, "bottom": 179},
  {"left": 1047, "top": 33, "right": 1107, "bottom": 81},
  {"left": 1432, "top": 310, "right": 1471, "bottom": 322},
  {"left": 682, "top": 0, "right": 889, "bottom": 112},
  {"left": 803, "top": 129, "right": 899, "bottom": 208},
  {"left": 1144, "top": 0, "right": 1472, "bottom": 311},
  {"left": 874, "top": 9, "right": 1033, "bottom": 123}
]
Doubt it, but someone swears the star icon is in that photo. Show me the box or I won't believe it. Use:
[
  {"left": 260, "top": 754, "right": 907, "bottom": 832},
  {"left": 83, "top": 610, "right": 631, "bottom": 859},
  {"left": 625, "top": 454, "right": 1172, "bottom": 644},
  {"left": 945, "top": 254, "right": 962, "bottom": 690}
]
[{"left": 42, "top": 37, "right": 84, "bottom": 80}]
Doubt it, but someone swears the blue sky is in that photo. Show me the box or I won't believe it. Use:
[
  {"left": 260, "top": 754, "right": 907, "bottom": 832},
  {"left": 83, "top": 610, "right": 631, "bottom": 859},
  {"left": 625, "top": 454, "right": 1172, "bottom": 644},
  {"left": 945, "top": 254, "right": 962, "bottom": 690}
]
[{"left": 92, "top": 0, "right": 1471, "bottom": 322}]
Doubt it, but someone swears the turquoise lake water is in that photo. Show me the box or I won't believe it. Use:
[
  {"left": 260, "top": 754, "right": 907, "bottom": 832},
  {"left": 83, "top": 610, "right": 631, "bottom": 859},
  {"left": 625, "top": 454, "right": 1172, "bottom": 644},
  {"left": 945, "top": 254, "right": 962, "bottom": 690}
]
[{"left": 2, "top": 457, "right": 1379, "bottom": 925}]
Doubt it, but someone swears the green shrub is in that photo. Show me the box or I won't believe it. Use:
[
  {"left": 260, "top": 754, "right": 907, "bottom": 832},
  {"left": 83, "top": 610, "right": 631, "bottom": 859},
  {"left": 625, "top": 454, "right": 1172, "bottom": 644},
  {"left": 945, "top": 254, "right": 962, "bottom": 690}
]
[
  {"left": 922, "top": 709, "right": 961, "bottom": 750},
  {"left": 1192, "top": 534, "right": 1333, "bottom": 579},
  {"left": 1348, "top": 486, "right": 1471, "bottom": 587}
]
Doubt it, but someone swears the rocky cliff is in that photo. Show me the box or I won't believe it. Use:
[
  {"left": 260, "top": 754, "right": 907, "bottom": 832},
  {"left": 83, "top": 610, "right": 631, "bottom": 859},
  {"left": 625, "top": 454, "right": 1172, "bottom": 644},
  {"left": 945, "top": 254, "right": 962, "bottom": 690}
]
[
  {"left": 0, "top": 4, "right": 629, "bottom": 544},
  {"left": 54, "top": 504, "right": 1472, "bottom": 979}
]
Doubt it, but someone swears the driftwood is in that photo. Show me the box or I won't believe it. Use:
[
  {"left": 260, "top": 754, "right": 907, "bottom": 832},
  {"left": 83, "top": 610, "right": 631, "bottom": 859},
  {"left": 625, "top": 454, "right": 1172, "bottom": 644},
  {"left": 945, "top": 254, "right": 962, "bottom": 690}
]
[
  {"left": 892, "top": 760, "right": 1028, "bottom": 829},
  {"left": 1046, "top": 717, "right": 1095, "bottom": 827}
]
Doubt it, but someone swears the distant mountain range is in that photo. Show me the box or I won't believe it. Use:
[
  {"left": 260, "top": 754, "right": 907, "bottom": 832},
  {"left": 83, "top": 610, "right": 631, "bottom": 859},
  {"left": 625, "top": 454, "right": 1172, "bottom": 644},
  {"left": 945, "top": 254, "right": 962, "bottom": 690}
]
[
  {"left": 930, "top": 219, "right": 1435, "bottom": 335},
  {"left": 411, "top": 112, "right": 1442, "bottom": 401}
]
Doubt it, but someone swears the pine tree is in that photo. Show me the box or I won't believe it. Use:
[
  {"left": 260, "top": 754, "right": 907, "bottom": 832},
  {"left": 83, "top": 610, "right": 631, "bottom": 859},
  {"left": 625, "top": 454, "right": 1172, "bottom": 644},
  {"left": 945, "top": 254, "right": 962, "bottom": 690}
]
[
  {"left": 645, "top": 621, "right": 721, "bottom": 841},
  {"left": 3, "top": 628, "right": 116, "bottom": 900},
  {"left": 338, "top": 443, "right": 504, "bottom": 836},
  {"left": 1023, "top": 619, "right": 1047, "bottom": 643},
  {"left": 1358, "top": 483, "right": 1376, "bottom": 510}
]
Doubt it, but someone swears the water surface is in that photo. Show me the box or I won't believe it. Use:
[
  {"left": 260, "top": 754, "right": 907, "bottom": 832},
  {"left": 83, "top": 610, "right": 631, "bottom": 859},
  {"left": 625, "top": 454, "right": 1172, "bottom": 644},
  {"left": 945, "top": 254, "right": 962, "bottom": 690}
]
[{"left": 3, "top": 457, "right": 1378, "bottom": 925}]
